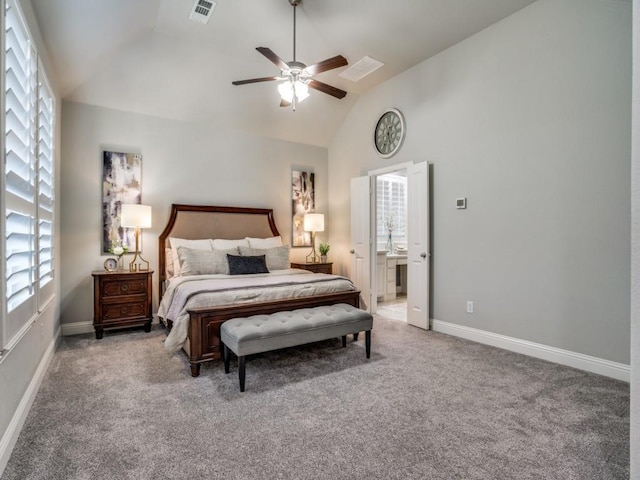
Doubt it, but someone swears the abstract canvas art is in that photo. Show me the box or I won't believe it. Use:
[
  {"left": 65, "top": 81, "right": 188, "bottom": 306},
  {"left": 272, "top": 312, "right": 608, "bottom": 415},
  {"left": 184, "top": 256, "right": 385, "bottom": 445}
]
[
  {"left": 291, "top": 170, "right": 315, "bottom": 247},
  {"left": 102, "top": 151, "right": 142, "bottom": 254}
]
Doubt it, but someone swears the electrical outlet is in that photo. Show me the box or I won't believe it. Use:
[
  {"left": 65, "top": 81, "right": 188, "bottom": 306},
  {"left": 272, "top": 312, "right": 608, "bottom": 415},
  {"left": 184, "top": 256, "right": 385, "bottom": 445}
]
[{"left": 466, "top": 301, "right": 474, "bottom": 314}]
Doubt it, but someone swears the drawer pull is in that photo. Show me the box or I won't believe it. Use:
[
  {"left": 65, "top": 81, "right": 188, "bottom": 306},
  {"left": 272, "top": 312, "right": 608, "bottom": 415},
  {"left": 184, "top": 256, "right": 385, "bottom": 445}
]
[{"left": 121, "top": 284, "right": 129, "bottom": 292}]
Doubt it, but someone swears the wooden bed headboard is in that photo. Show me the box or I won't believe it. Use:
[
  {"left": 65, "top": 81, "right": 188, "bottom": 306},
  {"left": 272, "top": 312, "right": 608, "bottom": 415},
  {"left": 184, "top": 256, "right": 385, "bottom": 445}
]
[{"left": 158, "top": 204, "right": 280, "bottom": 294}]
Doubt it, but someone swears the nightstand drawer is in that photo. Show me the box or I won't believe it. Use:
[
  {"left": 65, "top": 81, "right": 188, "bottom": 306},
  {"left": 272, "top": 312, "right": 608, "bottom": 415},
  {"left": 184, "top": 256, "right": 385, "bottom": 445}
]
[
  {"left": 312, "top": 263, "right": 332, "bottom": 274},
  {"left": 102, "top": 300, "right": 149, "bottom": 321},
  {"left": 101, "top": 278, "right": 148, "bottom": 298}
]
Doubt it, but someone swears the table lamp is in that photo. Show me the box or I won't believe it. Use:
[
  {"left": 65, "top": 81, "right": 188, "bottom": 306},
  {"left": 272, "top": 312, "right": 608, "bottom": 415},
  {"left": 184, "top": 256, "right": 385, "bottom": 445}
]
[
  {"left": 303, "top": 213, "right": 324, "bottom": 263},
  {"left": 120, "top": 204, "right": 152, "bottom": 272}
]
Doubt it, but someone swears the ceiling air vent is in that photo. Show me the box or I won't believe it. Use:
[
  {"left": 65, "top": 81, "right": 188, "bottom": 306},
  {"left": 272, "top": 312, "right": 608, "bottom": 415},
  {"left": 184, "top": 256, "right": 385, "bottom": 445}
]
[
  {"left": 339, "top": 56, "right": 384, "bottom": 82},
  {"left": 189, "top": 0, "right": 216, "bottom": 24}
]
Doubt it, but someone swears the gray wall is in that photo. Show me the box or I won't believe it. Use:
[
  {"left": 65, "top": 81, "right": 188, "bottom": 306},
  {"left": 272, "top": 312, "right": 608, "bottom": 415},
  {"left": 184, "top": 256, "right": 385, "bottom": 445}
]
[
  {"left": 328, "top": 0, "right": 631, "bottom": 364},
  {"left": 631, "top": 0, "right": 639, "bottom": 476},
  {"left": 60, "top": 101, "right": 328, "bottom": 325}
]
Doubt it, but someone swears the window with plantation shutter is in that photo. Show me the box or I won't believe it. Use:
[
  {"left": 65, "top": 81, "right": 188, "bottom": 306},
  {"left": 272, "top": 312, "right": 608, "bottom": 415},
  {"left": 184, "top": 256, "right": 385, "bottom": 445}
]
[
  {"left": 3, "top": 0, "right": 56, "bottom": 349},
  {"left": 376, "top": 174, "right": 407, "bottom": 247}
]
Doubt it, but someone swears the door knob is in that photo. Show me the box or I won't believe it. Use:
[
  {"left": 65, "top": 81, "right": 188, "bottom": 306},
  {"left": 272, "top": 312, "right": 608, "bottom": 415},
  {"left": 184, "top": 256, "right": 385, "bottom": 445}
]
[
  {"left": 350, "top": 249, "right": 355, "bottom": 254},
  {"left": 420, "top": 252, "right": 427, "bottom": 259}
]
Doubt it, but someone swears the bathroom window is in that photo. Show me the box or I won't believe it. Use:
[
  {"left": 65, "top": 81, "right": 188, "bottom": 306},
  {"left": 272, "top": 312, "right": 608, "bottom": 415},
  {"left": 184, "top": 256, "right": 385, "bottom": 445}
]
[{"left": 376, "top": 173, "right": 407, "bottom": 249}]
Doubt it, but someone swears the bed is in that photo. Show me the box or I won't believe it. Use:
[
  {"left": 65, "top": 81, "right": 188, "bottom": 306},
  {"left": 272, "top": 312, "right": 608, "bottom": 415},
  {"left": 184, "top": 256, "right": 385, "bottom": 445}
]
[{"left": 157, "top": 204, "right": 360, "bottom": 377}]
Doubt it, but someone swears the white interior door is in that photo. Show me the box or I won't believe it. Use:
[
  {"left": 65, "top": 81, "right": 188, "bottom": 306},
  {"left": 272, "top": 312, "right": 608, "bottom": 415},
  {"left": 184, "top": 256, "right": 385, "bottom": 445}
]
[
  {"left": 407, "top": 162, "right": 430, "bottom": 329},
  {"left": 350, "top": 176, "right": 373, "bottom": 312}
]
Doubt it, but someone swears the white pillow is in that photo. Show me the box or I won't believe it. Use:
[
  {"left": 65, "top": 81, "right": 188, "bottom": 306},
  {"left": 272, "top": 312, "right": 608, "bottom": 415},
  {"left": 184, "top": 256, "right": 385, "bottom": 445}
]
[
  {"left": 246, "top": 236, "right": 283, "bottom": 249},
  {"left": 238, "top": 245, "right": 291, "bottom": 271},
  {"left": 165, "top": 247, "right": 175, "bottom": 278},
  {"left": 212, "top": 238, "right": 250, "bottom": 250},
  {"left": 177, "top": 246, "right": 237, "bottom": 276},
  {"left": 169, "top": 237, "right": 213, "bottom": 276}
]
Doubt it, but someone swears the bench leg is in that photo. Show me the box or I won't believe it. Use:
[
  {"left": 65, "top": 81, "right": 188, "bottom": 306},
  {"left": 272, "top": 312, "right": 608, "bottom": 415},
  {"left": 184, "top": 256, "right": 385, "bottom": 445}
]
[
  {"left": 353, "top": 332, "right": 359, "bottom": 342},
  {"left": 365, "top": 330, "right": 371, "bottom": 359},
  {"left": 238, "top": 356, "right": 246, "bottom": 392},
  {"left": 342, "top": 335, "right": 347, "bottom": 348},
  {"left": 223, "top": 343, "right": 230, "bottom": 374}
]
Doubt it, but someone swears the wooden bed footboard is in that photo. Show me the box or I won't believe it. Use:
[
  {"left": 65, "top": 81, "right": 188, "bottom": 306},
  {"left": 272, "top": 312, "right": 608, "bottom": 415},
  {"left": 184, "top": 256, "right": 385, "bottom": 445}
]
[{"left": 185, "top": 291, "right": 360, "bottom": 377}]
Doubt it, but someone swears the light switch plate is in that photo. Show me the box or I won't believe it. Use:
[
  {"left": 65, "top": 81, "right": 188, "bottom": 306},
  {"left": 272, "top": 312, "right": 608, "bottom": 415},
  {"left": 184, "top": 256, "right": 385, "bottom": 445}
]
[{"left": 456, "top": 197, "right": 467, "bottom": 209}]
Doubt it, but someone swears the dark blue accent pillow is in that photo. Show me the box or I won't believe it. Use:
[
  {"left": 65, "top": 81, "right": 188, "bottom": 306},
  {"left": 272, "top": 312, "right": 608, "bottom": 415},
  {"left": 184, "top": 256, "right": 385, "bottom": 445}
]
[{"left": 227, "top": 254, "right": 269, "bottom": 275}]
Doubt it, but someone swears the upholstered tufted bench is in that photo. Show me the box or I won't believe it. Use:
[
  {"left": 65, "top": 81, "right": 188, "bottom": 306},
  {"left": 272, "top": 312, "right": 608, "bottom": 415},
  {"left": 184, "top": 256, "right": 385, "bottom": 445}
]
[{"left": 220, "top": 303, "right": 373, "bottom": 391}]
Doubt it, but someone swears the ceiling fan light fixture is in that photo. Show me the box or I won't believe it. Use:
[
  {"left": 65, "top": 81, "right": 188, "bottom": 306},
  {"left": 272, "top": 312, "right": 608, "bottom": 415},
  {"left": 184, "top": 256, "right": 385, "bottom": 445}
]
[
  {"left": 278, "top": 81, "right": 294, "bottom": 102},
  {"left": 231, "top": 0, "right": 348, "bottom": 107},
  {"left": 295, "top": 81, "right": 309, "bottom": 101},
  {"left": 278, "top": 80, "right": 309, "bottom": 103}
]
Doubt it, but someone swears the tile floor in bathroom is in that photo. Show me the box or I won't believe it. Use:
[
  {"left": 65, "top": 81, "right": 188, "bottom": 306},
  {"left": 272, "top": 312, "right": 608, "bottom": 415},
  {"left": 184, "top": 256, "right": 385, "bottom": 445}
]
[{"left": 376, "top": 295, "right": 407, "bottom": 321}]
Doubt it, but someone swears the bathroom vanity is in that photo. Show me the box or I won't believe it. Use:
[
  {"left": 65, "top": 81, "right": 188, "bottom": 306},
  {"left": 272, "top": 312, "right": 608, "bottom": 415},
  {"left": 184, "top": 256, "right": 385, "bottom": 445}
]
[{"left": 376, "top": 251, "right": 407, "bottom": 301}]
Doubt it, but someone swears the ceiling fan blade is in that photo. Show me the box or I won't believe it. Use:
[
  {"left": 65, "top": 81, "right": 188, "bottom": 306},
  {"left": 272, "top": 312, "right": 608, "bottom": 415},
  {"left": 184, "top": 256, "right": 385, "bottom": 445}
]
[
  {"left": 305, "top": 55, "right": 348, "bottom": 76},
  {"left": 256, "top": 47, "right": 289, "bottom": 71},
  {"left": 232, "top": 76, "right": 280, "bottom": 86},
  {"left": 308, "top": 79, "right": 347, "bottom": 99},
  {"left": 280, "top": 99, "right": 292, "bottom": 108}
]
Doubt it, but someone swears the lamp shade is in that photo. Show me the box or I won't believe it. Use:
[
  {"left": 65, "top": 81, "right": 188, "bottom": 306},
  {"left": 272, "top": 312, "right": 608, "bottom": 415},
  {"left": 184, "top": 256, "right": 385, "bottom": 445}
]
[
  {"left": 121, "top": 204, "right": 152, "bottom": 228},
  {"left": 303, "top": 213, "right": 324, "bottom": 232}
]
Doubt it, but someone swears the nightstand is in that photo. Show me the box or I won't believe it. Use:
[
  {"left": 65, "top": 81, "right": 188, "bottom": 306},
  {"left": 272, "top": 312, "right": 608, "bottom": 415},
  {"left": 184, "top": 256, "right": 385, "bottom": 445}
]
[
  {"left": 91, "top": 270, "right": 153, "bottom": 339},
  {"left": 290, "top": 262, "right": 333, "bottom": 274}
]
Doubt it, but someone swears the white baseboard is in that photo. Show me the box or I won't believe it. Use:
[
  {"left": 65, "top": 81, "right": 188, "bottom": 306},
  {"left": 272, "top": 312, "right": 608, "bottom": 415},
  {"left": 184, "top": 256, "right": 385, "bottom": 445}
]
[
  {"left": 61, "top": 321, "right": 93, "bottom": 336},
  {"left": 0, "top": 327, "right": 60, "bottom": 475},
  {"left": 61, "top": 316, "right": 160, "bottom": 336},
  {"left": 432, "top": 319, "right": 630, "bottom": 382}
]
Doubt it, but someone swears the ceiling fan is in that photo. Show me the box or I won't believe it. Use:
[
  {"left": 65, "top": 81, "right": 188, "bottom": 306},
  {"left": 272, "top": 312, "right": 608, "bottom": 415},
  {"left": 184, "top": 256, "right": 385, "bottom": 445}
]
[{"left": 232, "top": 0, "right": 348, "bottom": 110}]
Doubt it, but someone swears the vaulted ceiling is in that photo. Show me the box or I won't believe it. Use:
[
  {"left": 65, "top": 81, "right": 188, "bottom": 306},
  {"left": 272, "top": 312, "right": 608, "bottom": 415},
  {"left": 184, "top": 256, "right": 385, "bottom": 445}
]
[{"left": 29, "top": 0, "right": 537, "bottom": 147}]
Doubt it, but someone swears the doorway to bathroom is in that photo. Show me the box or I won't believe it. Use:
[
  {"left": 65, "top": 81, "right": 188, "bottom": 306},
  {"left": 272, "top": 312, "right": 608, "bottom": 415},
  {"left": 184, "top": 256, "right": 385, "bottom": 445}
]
[
  {"left": 375, "top": 169, "right": 409, "bottom": 322},
  {"left": 351, "top": 161, "right": 429, "bottom": 328}
]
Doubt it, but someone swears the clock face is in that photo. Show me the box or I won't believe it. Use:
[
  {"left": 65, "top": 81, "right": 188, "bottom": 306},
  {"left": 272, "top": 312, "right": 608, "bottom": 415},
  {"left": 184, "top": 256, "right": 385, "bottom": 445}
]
[
  {"left": 103, "top": 258, "right": 118, "bottom": 272},
  {"left": 374, "top": 108, "right": 405, "bottom": 158}
]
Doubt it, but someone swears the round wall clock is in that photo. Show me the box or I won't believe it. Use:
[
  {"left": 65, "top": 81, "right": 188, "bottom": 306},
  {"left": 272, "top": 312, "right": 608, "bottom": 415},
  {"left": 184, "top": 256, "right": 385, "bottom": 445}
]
[{"left": 374, "top": 108, "right": 405, "bottom": 158}]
